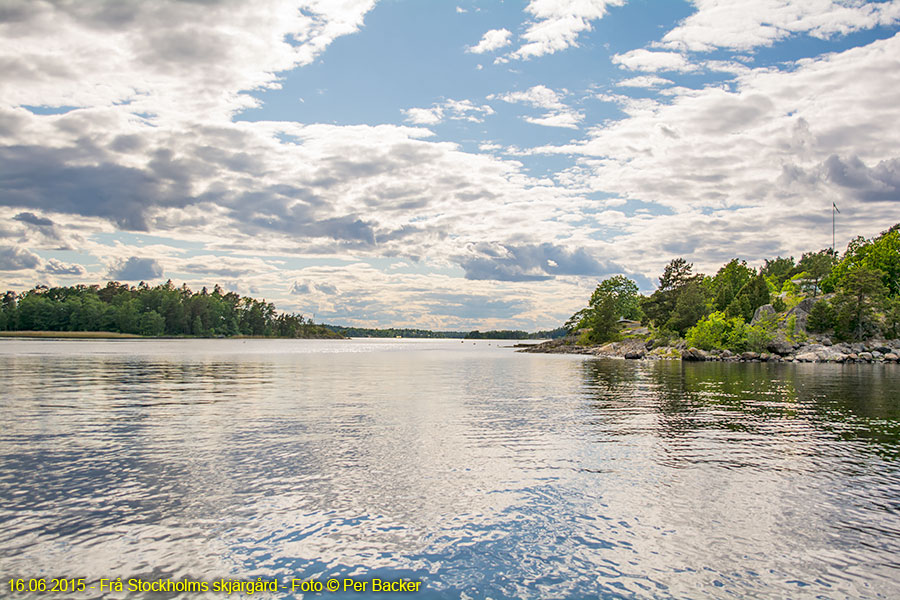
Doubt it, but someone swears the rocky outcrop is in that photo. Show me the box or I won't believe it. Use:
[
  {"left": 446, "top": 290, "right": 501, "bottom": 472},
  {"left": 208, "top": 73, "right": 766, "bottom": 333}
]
[
  {"left": 518, "top": 330, "right": 900, "bottom": 364},
  {"left": 751, "top": 304, "right": 775, "bottom": 324}
]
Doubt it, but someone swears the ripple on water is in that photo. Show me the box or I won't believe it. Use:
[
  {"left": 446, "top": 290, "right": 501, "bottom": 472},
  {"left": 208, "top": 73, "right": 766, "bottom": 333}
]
[{"left": 1, "top": 340, "right": 899, "bottom": 599}]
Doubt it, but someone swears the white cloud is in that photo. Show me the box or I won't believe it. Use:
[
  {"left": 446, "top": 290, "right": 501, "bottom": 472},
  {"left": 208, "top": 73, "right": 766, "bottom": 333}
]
[
  {"left": 403, "top": 99, "right": 494, "bottom": 125},
  {"left": 612, "top": 49, "right": 697, "bottom": 72},
  {"left": 468, "top": 28, "right": 512, "bottom": 54},
  {"left": 509, "top": 0, "right": 626, "bottom": 60},
  {"left": 0, "top": 0, "right": 377, "bottom": 120},
  {"left": 616, "top": 75, "right": 675, "bottom": 88},
  {"left": 491, "top": 85, "right": 584, "bottom": 128},
  {"left": 532, "top": 33, "right": 900, "bottom": 276},
  {"left": 403, "top": 107, "right": 444, "bottom": 125},
  {"left": 660, "top": 0, "right": 900, "bottom": 52}
]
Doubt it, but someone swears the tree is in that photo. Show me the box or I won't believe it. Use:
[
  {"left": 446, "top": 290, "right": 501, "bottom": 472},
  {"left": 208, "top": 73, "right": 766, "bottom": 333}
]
[
  {"left": 711, "top": 259, "right": 754, "bottom": 312},
  {"left": 807, "top": 299, "right": 835, "bottom": 333},
  {"left": 579, "top": 292, "right": 619, "bottom": 345},
  {"left": 825, "top": 226, "right": 900, "bottom": 296},
  {"left": 665, "top": 279, "right": 708, "bottom": 335},
  {"left": 761, "top": 256, "right": 795, "bottom": 289},
  {"left": 140, "top": 311, "right": 166, "bottom": 336},
  {"left": 832, "top": 266, "right": 887, "bottom": 340},
  {"left": 796, "top": 249, "right": 835, "bottom": 297},
  {"left": 567, "top": 275, "right": 642, "bottom": 343},
  {"left": 658, "top": 258, "right": 693, "bottom": 291},
  {"left": 641, "top": 258, "right": 703, "bottom": 329}
]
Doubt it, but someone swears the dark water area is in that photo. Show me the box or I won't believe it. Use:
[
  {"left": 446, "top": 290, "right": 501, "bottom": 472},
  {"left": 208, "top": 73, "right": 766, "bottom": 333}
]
[{"left": 1, "top": 338, "right": 898, "bottom": 599}]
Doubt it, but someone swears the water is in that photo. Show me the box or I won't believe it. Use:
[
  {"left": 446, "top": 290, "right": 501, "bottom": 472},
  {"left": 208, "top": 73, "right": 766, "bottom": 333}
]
[{"left": 1, "top": 338, "right": 899, "bottom": 599}]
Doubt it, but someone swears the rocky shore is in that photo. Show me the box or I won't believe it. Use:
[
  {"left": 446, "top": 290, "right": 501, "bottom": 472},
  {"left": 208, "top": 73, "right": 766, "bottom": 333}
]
[{"left": 518, "top": 335, "right": 900, "bottom": 364}]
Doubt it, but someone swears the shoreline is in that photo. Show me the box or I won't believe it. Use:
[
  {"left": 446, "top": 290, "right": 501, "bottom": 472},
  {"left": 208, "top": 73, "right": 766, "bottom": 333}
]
[
  {"left": 0, "top": 331, "right": 343, "bottom": 340},
  {"left": 518, "top": 336, "right": 900, "bottom": 364}
]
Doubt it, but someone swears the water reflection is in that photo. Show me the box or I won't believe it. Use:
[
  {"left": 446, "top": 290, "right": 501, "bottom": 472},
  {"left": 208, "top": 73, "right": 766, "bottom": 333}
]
[{"left": 0, "top": 339, "right": 898, "bottom": 599}]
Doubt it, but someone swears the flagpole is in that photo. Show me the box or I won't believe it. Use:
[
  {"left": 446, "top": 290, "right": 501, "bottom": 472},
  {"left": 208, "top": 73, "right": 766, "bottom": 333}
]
[{"left": 831, "top": 202, "right": 840, "bottom": 255}]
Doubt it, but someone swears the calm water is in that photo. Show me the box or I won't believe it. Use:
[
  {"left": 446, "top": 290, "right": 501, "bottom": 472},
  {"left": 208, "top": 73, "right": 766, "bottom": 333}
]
[{"left": 1, "top": 338, "right": 899, "bottom": 599}]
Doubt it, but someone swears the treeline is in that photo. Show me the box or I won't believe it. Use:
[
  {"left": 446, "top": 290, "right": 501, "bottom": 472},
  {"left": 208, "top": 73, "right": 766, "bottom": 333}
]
[
  {"left": 324, "top": 325, "right": 468, "bottom": 338},
  {"left": 322, "top": 326, "right": 568, "bottom": 339},
  {"left": 465, "top": 328, "right": 567, "bottom": 340},
  {"left": 568, "top": 223, "right": 900, "bottom": 350},
  {"left": 0, "top": 281, "right": 341, "bottom": 338}
]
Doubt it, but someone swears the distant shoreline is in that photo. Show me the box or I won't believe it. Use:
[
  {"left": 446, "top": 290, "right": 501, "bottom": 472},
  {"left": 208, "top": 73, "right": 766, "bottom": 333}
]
[{"left": 0, "top": 331, "right": 342, "bottom": 340}]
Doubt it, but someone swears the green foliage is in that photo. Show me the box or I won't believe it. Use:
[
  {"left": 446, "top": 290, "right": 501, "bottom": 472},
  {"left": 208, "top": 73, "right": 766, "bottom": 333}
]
[
  {"left": 590, "top": 275, "right": 643, "bottom": 321},
  {"left": 685, "top": 311, "right": 774, "bottom": 353},
  {"left": 771, "top": 296, "right": 787, "bottom": 313},
  {"left": 825, "top": 225, "right": 900, "bottom": 296},
  {"left": 796, "top": 249, "right": 836, "bottom": 297},
  {"left": 711, "top": 259, "right": 754, "bottom": 312},
  {"left": 578, "top": 291, "right": 620, "bottom": 345},
  {"left": 883, "top": 297, "right": 900, "bottom": 339},
  {"left": 641, "top": 258, "right": 707, "bottom": 331},
  {"left": 832, "top": 266, "right": 888, "bottom": 340},
  {"left": 807, "top": 300, "right": 835, "bottom": 333},
  {"left": 567, "top": 275, "right": 641, "bottom": 344},
  {"left": 0, "top": 282, "right": 340, "bottom": 338},
  {"left": 784, "top": 314, "right": 806, "bottom": 343},
  {"left": 665, "top": 279, "right": 709, "bottom": 335},
  {"left": 761, "top": 256, "right": 796, "bottom": 290}
]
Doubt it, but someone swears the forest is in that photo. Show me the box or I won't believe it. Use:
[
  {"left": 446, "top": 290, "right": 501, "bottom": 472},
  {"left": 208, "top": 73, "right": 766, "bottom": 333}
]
[
  {"left": 566, "top": 224, "right": 900, "bottom": 351},
  {"left": 0, "top": 280, "right": 341, "bottom": 338}
]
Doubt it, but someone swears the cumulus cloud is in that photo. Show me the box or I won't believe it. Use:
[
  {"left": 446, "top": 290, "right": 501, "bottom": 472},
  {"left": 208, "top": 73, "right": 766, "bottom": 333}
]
[
  {"left": 42, "top": 259, "right": 86, "bottom": 276},
  {"left": 821, "top": 155, "right": 900, "bottom": 203},
  {"left": 403, "top": 99, "right": 494, "bottom": 125},
  {"left": 659, "top": 0, "right": 900, "bottom": 52},
  {"left": 468, "top": 28, "right": 512, "bottom": 54},
  {"left": 490, "top": 85, "right": 583, "bottom": 128},
  {"left": 612, "top": 49, "right": 697, "bottom": 72},
  {"left": 0, "top": 0, "right": 378, "bottom": 119},
  {"left": 616, "top": 75, "right": 675, "bottom": 88},
  {"left": 108, "top": 257, "right": 163, "bottom": 281},
  {"left": 457, "top": 242, "right": 620, "bottom": 281},
  {"left": 509, "top": 0, "right": 626, "bottom": 60},
  {"left": 0, "top": 245, "right": 40, "bottom": 270},
  {"left": 532, "top": 32, "right": 900, "bottom": 276}
]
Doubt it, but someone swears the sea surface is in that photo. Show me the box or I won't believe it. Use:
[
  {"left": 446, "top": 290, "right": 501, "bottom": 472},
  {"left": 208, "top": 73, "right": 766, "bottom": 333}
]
[{"left": 1, "top": 338, "right": 899, "bottom": 599}]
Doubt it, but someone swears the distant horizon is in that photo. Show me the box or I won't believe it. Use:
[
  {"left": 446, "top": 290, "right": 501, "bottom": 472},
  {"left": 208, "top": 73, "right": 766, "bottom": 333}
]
[{"left": 2, "top": 1, "right": 899, "bottom": 330}]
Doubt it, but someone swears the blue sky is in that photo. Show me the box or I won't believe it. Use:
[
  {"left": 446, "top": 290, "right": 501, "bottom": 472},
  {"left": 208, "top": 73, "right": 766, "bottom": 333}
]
[{"left": 2, "top": 0, "right": 899, "bottom": 329}]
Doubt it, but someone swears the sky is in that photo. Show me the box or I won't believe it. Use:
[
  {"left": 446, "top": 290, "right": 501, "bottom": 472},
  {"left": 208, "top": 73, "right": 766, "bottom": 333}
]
[{"left": 1, "top": 0, "right": 899, "bottom": 330}]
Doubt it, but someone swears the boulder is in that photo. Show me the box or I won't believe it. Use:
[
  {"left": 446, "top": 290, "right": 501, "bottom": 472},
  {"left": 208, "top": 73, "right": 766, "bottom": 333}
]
[
  {"left": 741, "top": 351, "right": 759, "bottom": 361},
  {"left": 859, "top": 352, "right": 873, "bottom": 361},
  {"left": 751, "top": 304, "right": 776, "bottom": 324},
  {"left": 767, "top": 339, "right": 794, "bottom": 355},
  {"left": 783, "top": 306, "right": 809, "bottom": 331},
  {"left": 682, "top": 347, "right": 708, "bottom": 361},
  {"left": 885, "top": 353, "right": 899, "bottom": 362},
  {"left": 795, "top": 352, "right": 820, "bottom": 362},
  {"left": 795, "top": 297, "right": 818, "bottom": 313},
  {"left": 624, "top": 351, "right": 644, "bottom": 360},
  {"left": 822, "top": 337, "right": 832, "bottom": 346}
]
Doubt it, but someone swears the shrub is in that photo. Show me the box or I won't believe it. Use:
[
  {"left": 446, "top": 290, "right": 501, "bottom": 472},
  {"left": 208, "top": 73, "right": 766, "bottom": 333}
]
[
  {"left": 807, "top": 300, "right": 835, "bottom": 333},
  {"left": 772, "top": 296, "right": 787, "bottom": 313}
]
